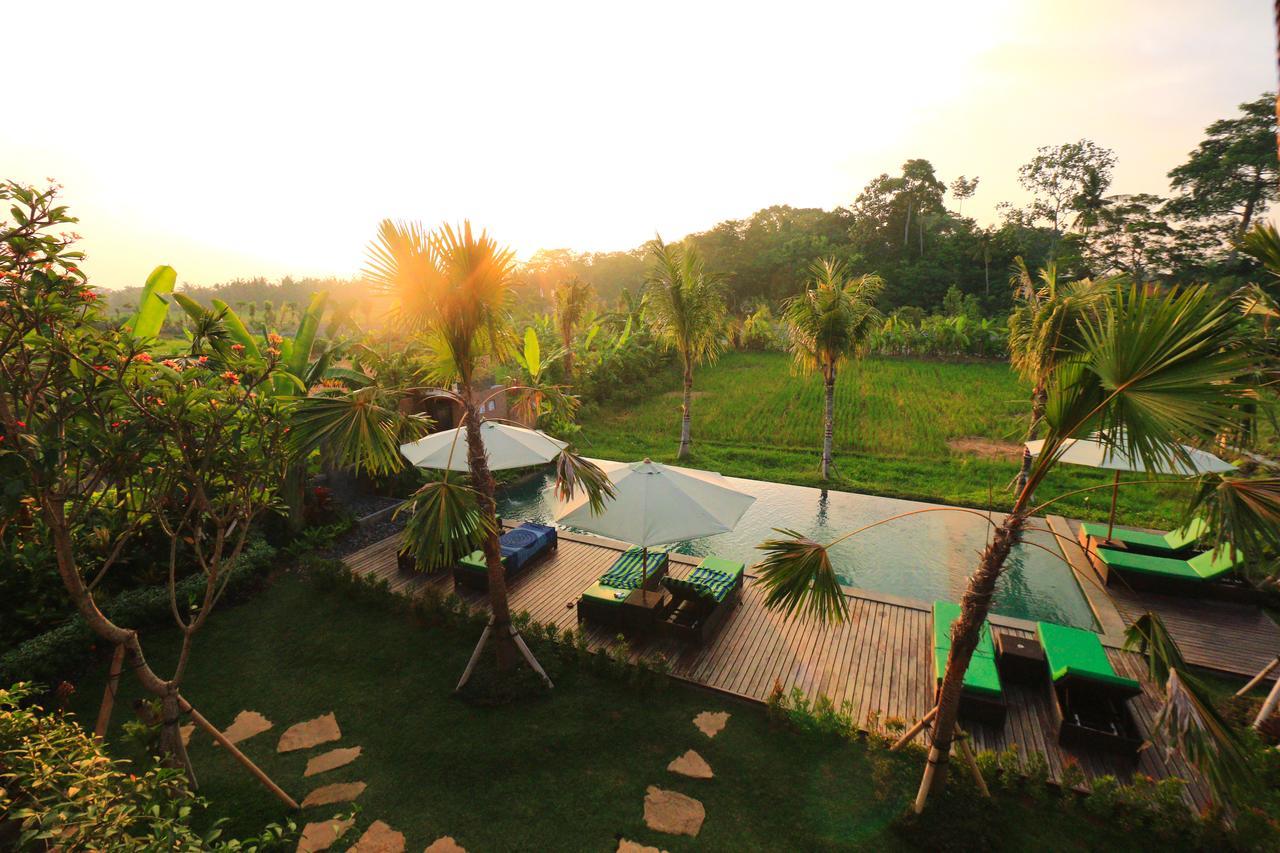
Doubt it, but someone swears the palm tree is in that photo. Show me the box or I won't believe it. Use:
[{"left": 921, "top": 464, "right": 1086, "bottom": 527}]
[
  {"left": 1007, "top": 257, "right": 1114, "bottom": 495},
  {"left": 756, "top": 284, "right": 1273, "bottom": 810},
  {"left": 364, "top": 220, "right": 611, "bottom": 680},
  {"left": 783, "top": 259, "right": 883, "bottom": 480},
  {"left": 554, "top": 276, "right": 593, "bottom": 380},
  {"left": 643, "top": 236, "right": 727, "bottom": 459}
]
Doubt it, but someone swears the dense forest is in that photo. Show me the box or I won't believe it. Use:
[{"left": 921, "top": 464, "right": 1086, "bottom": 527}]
[{"left": 102, "top": 92, "right": 1276, "bottom": 332}]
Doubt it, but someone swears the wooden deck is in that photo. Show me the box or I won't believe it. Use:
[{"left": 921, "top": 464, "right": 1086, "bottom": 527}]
[{"left": 343, "top": 527, "right": 1217, "bottom": 810}]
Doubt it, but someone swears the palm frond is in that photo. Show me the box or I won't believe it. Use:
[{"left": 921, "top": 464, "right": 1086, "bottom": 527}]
[
  {"left": 1185, "top": 475, "right": 1280, "bottom": 572},
  {"left": 553, "top": 450, "right": 616, "bottom": 515},
  {"left": 397, "top": 472, "right": 496, "bottom": 571},
  {"left": 289, "top": 387, "right": 430, "bottom": 475},
  {"left": 753, "top": 530, "right": 848, "bottom": 624}
]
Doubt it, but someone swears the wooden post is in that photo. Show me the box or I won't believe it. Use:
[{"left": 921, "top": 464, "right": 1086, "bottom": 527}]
[
  {"left": 1105, "top": 470, "right": 1121, "bottom": 542},
  {"left": 956, "top": 732, "right": 990, "bottom": 798},
  {"left": 511, "top": 625, "right": 554, "bottom": 689},
  {"left": 1237, "top": 656, "right": 1280, "bottom": 697},
  {"left": 456, "top": 619, "right": 493, "bottom": 691},
  {"left": 93, "top": 644, "right": 126, "bottom": 741},
  {"left": 179, "top": 697, "right": 300, "bottom": 810},
  {"left": 891, "top": 706, "right": 937, "bottom": 751},
  {"left": 1253, "top": 671, "right": 1280, "bottom": 730}
]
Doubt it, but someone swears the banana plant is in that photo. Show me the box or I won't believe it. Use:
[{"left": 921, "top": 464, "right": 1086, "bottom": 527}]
[
  {"left": 121, "top": 265, "right": 177, "bottom": 341},
  {"left": 509, "top": 325, "right": 567, "bottom": 427}
]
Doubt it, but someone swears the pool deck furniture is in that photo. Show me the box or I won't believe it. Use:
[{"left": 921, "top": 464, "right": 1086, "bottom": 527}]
[
  {"left": 1087, "top": 542, "right": 1254, "bottom": 601},
  {"left": 1078, "top": 517, "right": 1206, "bottom": 556},
  {"left": 932, "top": 601, "right": 1006, "bottom": 726},
  {"left": 993, "top": 630, "right": 1046, "bottom": 686},
  {"left": 341, "top": 519, "right": 1277, "bottom": 813},
  {"left": 576, "top": 547, "right": 671, "bottom": 631},
  {"left": 453, "top": 522, "right": 558, "bottom": 591},
  {"left": 1036, "top": 621, "right": 1142, "bottom": 757},
  {"left": 659, "top": 556, "right": 745, "bottom": 644}
]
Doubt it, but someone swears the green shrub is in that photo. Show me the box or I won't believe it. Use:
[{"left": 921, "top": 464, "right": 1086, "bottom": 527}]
[{"left": 0, "top": 539, "right": 276, "bottom": 687}]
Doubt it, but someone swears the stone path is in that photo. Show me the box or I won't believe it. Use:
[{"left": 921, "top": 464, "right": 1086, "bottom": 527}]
[
  {"left": 424, "top": 837, "right": 467, "bottom": 852},
  {"left": 617, "top": 840, "right": 666, "bottom": 853},
  {"left": 305, "top": 746, "right": 362, "bottom": 777},
  {"left": 297, "top": 817, "right": 356, "bottom": 853},
  {"left": 347, "top": 820, "right": 405, "bottom": 852},
  {"left": 667, "top": 749, "right": 713, "bottom": 779},
  {"left": 301, "top": 781, "right": 367, "bottom": 809},
  {"left": 179, "top": 723, "right": 194, "bottom": 748},
  {"left": 643, "top": 787, "right": 705, "bottom": 837},
  {"left": 221, "top": 710, "right": 273, "bottom": 745},
  {"left": 692, "top": 711, "right": 729, "bottom": 738},
  {"left": 280, "top": 712, "right": 342, "bottom": 753}
]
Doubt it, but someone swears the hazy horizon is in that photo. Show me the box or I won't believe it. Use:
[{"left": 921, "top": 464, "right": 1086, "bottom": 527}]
[{"left": 4, "top": 0, "right": 1275, "bottom": 289}]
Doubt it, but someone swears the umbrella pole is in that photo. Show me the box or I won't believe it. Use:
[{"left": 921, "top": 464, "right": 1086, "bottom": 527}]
[
  {"left": 1106, "top": 470, "right": 1121, "bottom": 542},
  {"left": 641, "top": 547, "right": 648, "bottom": 597}
]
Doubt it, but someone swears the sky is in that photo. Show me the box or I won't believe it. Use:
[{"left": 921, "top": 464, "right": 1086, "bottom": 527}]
[{"left": 3, "top": 0, "right": 1275, "bottom": 288}]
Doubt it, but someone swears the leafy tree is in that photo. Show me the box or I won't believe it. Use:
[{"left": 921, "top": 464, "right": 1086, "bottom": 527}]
[
  {"left": 553, "top": 276, "right": 593, "bottom": 380},
  {"left": 1167, "top": 93, "right": 1279, "bottom": 242},
  {"left": 1018, "top": 139, "right": 1116, "bottom": 256},
  {"left": 1084, "top": 193, "right": 1177, "bottom": 281},
  {"left": 783, "top": 260, "right": 883, "bottom": 479},
  {"left": 643, "top": 237, "right": 728, "bottom": 459},
  {"left": 0, "top": 181, "right": 290, "bottom": 780},
  {"left": 949, "top": 175, "right": 979, "bottom": 217}
]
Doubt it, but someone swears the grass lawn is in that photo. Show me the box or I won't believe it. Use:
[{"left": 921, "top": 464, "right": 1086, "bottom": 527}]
[
  {"left": 575, "top": 351, "right": 1193, "bottom": 529},
  {"left": 70, "top": 573, "right": 1164, "bottom": 852}
]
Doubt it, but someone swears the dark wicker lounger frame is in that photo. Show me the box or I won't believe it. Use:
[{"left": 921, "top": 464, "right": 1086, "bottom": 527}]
[
  {"left": 1048, "top": 674, "right": 1142, "bottom": 758},
  {"left": 660, "top": 572, "right": 744, "bottom": 644}
]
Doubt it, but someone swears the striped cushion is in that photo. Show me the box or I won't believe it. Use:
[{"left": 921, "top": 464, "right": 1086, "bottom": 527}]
[
  {"left": 597, "top": 548, "right": 668, "bottom": 590},
  {"left": 664, "top": 561, "right": 742, "bottom": 604}
]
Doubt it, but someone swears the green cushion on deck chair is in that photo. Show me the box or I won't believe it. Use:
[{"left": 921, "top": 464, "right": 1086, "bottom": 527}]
[
  {"left": 663, "top": 556, "right": 745, "bottom": 604},
  {"left": 1094, "top": 543, "right": 1242, "bottom": 582},
  {"left": 580, "top": 581, "right": 631, "bottom": 605},
  {"left": 932, "top": 601, "right": 1002, "bottom": 699},
  {"left": 1036, "top": 621, "right": 1140, "bottom": 693},
  {"left": 1080, "top": 517, "right": 1207, "bottom": 553}
]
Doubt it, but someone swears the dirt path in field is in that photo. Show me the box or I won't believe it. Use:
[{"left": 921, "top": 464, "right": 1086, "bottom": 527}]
[{"left": 947, "top": 436, "right": 1021, "bottom": 461}]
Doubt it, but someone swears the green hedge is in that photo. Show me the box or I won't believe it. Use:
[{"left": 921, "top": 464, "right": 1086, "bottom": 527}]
[{"left": 0, "top": 539, "right": 276, "bottom": 687}]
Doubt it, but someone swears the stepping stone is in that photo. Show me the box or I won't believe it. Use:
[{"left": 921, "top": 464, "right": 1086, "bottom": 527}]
[
  {"left": 346, "top": 820, "right": 404, "bottom": 853},
  {"left": 297, "top": 817, "right": 355, "bottom": 853},
  {"left": 279, "top": 712, "right": 341, "bottom": 753},
  {"left": 179, "top": 724, "right": 194, "bottom": 747},
  {"left": 643, "top": 786, "right": 705, "bottom": 837},
  {"left": 301, "top": 781, "right": 366, "bottom": 808},
  {"left": 667, "top": 749, "right": 713, "bottom": 779},
  {"left": 305, "top": 746, "right": 362, "bottom": 777},
  {"left": 221, "top": 710, "right": 273, "bottom": 745},
  {"left": 424, "top": 838, "right": 467, "bottom": 853},
  {"left": 618, "top": 840, "right": 667, "bottom": 853},
  {"left": 692, "top": 711, "right": 729, "bottom": 738}
]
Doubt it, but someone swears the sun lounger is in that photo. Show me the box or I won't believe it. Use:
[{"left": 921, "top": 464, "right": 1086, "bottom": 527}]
[
  {"left": 660, "top": 556, "right": 745, "bottom": 643},
  {"left": 453, "top": 522, "right": 557, "bottom": 590},
  {"left": 932, "top": 601, "right": 1006, "bottom": 727},
  {"left": 1090, "top": 543, "right": 1247, "bottom": 598},
  {"left": 1036, "top": 621, "right": 1141, "bottom": 756},
  {"left": 576, "top": 547, "right": 671, "bottom": 630},
  {"left": 1079, "top": 516, "right": 1206, "bottom": 555}
]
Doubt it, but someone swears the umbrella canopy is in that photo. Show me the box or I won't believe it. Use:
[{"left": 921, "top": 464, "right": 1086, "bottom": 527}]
[
  {"left": 1025, "top": 431, "right": 1234, "bottom": 540},
  {"left": 400, "top": 421, "right": 568, "bottom": 472},
  {"left": 550, "top": 458, "right": 756, "bottom": 547},
  {"left": 1025, "top": 433, "right": 1235, "bottom": 476}
]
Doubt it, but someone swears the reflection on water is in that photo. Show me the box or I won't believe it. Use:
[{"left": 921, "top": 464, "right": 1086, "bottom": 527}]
[{"left": 497, "top": 469, "right": 1098, "bottom": 630}]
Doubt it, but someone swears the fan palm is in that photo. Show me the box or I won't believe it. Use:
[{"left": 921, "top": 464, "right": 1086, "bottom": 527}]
[
  {"left": 783, "top": 259, "right": 883, "bottom": 479},
  {"left": 756, "top": 283, "right": 1272, "bottom": 810},
  {"left": 643, "top": 236, "right": 727, "bottom": 459},
  {"left": 364, "top": 220, "right": 611, "bottom": 679},
  {"left": 554, "top": 276, "right": 593, "bottom": 380},
  {"left": 1007, "top": 257, "right": 1115, "bottom": 494}
]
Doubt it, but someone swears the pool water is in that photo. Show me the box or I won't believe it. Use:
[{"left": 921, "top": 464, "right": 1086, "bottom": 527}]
[{"left": 496, "top": 469, "right": 1098, "bottom": 631}]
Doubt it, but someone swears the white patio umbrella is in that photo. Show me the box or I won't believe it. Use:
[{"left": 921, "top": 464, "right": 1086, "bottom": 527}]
[
  {"left": 400, "top": 421, "right": 568, "bottom": 472},
  {"left": 1025, "top": 431, "right": 1235, "bottom": 540},
  {"left": 549, "top": 458, "right": 756, "bottom": 592}
]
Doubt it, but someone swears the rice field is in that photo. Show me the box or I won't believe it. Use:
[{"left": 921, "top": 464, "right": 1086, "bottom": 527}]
[{"left": 574, "top": 351, "right": 1192, "bottom": 528}]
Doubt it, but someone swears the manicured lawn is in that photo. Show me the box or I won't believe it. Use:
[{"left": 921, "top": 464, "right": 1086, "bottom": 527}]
[
  {"left": 576, "top": 351, "right": 1193, "bottom": 529},
  {"left": 71, "top": 573, "right": 1161, "bottom": 851}
]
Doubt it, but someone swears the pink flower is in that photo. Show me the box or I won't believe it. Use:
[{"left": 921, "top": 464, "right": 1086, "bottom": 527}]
[
  {"left": 220, "top": 370, "right": 240, "bottom": 385},
  {"left": 133, "top": 352, "right": 152, "bottom": 364},
  {"left": 197, "top": 355, "right": 209, "bottom": 364},
  {"left": 231, "top": 343, "right": 245, "bottom": 353},
  {"left": 267, "top": 332, "right": 283, "bottom": 345},
  {"left": 161, "top": 359, "right": 181, "bottom": 370}
]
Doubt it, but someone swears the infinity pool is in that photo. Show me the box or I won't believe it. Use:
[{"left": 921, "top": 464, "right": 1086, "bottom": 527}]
[{"left": 496, "top": 469, "right": 1098, "bottom": 630}]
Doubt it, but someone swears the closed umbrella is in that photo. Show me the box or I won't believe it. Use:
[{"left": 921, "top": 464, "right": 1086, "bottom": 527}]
[
  {"left": 400, "top": 421, "right": 568, "bottom": 471},
  {"left": 550, "top": 458, "right": 756, "bottom": 590},
  {"left": 1025, "top": 431, "right": 1235, "bottom": 540}
]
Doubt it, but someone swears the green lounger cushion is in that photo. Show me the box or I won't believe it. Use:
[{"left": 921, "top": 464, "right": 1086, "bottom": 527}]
[
  {"left": 663, "top": 556, "right": 744, "bottom": 604},
  {"left": 597, "top": 547, "right": 669, "bottom": 590},
  {"left": 1094, "top": 544, "right": 1242, "bottom": 581},
  {"left": 1036, "top": 621, "right": 1140, "bottom": 693},
  {"left": 458, "top": 550, "right": 501, "bottom": 577},
  {"left": 932, "top": 601, "right": 1001, "bottom": 699},
  {"left": 580, "top": 581, "right": 631, "bottom": 606},
  {"left": 1080, "top": 517, "right": 1206, "bottom": 552}
]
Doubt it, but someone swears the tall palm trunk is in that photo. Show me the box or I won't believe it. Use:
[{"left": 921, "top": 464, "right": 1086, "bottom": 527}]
[
  {"left": 915, "top": 510, "right": 1027, "bottom": 809},
  {"left": 821, "top": 366, "right": 836, "bottom": 480},
  {"left": 463, "top": 399, "right": 516, "bottom": 669},
  {"left": 283, "top": 463, "right": 306, "bottom": 533},
  {"left": 1016, "top": 384, "right": 1048, "bottom": 496},
  {"left": 678, "top": 354, "right": 693, "bottom": 459},
  {"left": 562, "top": 331, "right": 575, "bottom": 381}
]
